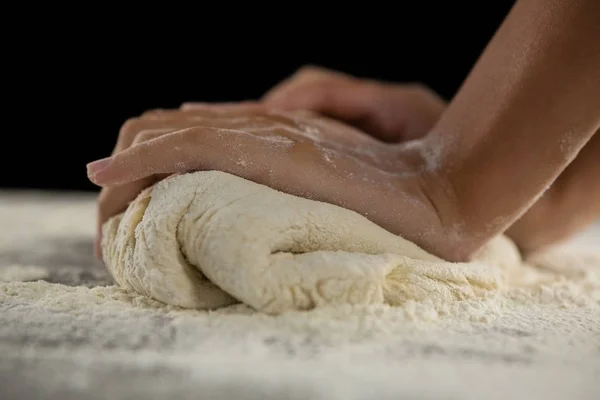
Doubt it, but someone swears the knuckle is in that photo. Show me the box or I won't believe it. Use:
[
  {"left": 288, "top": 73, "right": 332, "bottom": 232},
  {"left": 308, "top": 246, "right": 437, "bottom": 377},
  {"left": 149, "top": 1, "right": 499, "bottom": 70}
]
[
  {"left": 404, "top": 83, "right": 446, "bottom": 106},
  {"left": 358, "top": 79, "right": 385, "bottom": 98},
  {"left": 119, "top": 117, "right": 149, "bottom": 144},
  {"left": 311, "top": 83, "right": 336, "bottom": 103},
  {"left": 406, "top": 82, "right": 433, "bottom": 96},
  {"left": 296, "top": 65, "right": 356, "bottom": 86},
  {"left": 296, "top": 64, "right": 329, "bottom": 78},
  {"left": 120, "top": 117, "right": 142, "bottom": 135},
  {"left": 135, "top": 129, "right": 158, "bottom": 142},
  {"left": 282, "top": 66, "right": 333, "bottom": 88},
  {"left": 387, "top": 82, "right": 429, "bottom": 103},
  {"left": 266, "top": 66, "right": 336, "bottom": 102}
]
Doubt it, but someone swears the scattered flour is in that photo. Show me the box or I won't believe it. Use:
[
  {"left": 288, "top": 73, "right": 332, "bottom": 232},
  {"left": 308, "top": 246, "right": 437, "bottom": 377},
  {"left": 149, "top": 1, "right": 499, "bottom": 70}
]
[
  {"left": 0, "top": 189, "right": 599, "bottom": 399},
  {"left": 0, "top": 265, "right": 49, "bottom": 282}
]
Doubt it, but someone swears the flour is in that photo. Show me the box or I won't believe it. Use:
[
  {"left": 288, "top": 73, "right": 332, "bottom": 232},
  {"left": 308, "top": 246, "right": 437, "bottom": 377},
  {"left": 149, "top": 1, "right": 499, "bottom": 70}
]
[
  {"left": 0, "top": 265, "right": 49, "bottom": 282},
  {"left": 1, "top": 189, "right": 599, "bottom": 399},
  {"left": 1, "top": 261, "right": 598, "bottom": 354},
  {"left": 100, "top": 171, "right": 600, "bottom": 318}
]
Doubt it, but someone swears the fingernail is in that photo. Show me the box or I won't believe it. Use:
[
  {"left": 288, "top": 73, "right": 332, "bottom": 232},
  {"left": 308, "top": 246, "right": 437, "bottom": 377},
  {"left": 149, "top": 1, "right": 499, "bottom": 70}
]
[{"left": 87, "top": 157, "right": 113, "bottom": 176}]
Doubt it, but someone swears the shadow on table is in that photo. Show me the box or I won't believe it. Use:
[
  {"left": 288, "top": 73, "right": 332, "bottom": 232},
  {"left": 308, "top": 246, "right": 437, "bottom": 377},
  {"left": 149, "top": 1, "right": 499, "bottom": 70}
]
[{"left": 0, "top": 237, "right": 113, "bottom": 287}]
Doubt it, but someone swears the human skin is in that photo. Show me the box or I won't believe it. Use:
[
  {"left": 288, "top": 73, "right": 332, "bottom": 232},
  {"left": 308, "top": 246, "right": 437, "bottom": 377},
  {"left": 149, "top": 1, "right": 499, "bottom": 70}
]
[
  {"left": 418, "top": 0, "right": 600, "bottom": 260},
  {"left": 87, "top": 0, "right": 600, "bottom": 262},
  {"left": 88, "top": 107, "right": 450, "bottom": 260},
  {"left": 258, "top": 66, "right": 600, "bottom": 255},
  {"left": 258, "top": 67, "right": 447, "bottom": 143},
  {"left": 504, "top": 131, "right": 600, "bottom": 253}
]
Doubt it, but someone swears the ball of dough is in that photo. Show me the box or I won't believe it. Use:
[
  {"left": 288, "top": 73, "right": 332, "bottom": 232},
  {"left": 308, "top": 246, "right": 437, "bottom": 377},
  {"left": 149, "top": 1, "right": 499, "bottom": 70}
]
[{"left": 102, "top": 171, "right": 519, "bottom": 314}]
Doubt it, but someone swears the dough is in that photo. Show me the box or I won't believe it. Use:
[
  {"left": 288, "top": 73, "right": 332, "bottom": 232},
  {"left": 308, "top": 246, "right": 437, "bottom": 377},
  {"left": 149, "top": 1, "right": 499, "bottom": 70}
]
[{"left": 102, "top": 171, "right": 522, "bottom": 314}]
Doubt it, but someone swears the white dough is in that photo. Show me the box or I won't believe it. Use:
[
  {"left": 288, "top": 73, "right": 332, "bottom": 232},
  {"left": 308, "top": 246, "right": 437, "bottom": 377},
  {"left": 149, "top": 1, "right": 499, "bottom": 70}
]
[{"left": 102, "top": 171, "right": 526, "bottom": 314}]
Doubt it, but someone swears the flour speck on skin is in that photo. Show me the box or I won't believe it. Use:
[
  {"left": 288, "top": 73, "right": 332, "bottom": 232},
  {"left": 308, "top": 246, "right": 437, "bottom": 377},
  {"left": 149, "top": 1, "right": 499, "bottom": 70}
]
[
  {"left": 401, "top": 136, "right": 449, "bottom": 173},
  {"left": 298, "top": 125, "right": 323, "bottom": 143},
  {"left": 320, "top": 148, "right": 337, "bottom": 168},
  {"left": 258, "top": 135, "right": 295, "bottom": 148},
  {"left": 559, "top": 131, "right": 574, "bottom": 155}
]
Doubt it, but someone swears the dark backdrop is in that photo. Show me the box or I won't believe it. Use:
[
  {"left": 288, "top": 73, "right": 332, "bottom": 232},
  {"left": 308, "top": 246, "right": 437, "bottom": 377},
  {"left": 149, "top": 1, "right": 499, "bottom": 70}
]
[{"left": 3, "top": 1, "right": 515, "bottom": 192}]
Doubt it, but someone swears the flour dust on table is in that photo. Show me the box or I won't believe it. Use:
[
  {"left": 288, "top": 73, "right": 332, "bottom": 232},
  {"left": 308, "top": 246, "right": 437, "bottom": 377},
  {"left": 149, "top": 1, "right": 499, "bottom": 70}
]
[{"left": 1, "top": 175, "right": 599, "bottom": 400}]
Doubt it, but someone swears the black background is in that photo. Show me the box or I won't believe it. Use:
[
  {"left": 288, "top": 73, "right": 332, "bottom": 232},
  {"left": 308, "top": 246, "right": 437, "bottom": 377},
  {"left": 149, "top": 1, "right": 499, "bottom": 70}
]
[{"left": 3, "top": 2, "right": 515, "bottom": 192}]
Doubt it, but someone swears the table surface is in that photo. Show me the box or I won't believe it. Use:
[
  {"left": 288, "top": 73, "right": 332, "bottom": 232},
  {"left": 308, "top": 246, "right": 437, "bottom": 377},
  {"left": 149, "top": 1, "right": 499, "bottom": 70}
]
[
  {"left": 0, "top": 189, "right": 113, "bottom": 287},
  {"left": 1, "top": 189, "right": 599, "bottom": 400}
]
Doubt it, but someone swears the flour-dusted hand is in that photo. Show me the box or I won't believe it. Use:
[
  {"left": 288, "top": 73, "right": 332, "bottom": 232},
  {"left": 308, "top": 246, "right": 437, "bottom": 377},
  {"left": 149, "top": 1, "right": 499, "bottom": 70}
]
[
  {"left": 88, "top": 0, "right": 600, "bottom": 274},
  {"left": 174, "top": 0, "right": 600, "bottom": 262},
  {"left": 182, "top": 67, "right": 446, "bottom": 142},
  {"left": 87, "top": 107, "right": 455, "bottom": 262},
  {"left": 259, "top": 66, "right": 446, "bottom": 142}
]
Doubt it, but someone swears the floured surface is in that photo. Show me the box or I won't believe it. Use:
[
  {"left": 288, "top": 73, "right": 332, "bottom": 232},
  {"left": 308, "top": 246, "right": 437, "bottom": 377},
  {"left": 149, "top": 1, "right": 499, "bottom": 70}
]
[{"left": 1, "top": 189, "right": 599, "bottom": 400}]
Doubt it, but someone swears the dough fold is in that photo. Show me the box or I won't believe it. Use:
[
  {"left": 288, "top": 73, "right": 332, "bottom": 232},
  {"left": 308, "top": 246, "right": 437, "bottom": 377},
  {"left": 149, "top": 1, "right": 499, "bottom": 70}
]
[{"left": 102, "top": 171, "right": 520, "bottom": 314}]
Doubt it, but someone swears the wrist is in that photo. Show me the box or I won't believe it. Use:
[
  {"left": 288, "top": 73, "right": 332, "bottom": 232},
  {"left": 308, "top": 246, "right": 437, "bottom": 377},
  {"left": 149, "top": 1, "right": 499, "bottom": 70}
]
[{"left": 391, "top": 138, "right": 484, "bottom": 262}]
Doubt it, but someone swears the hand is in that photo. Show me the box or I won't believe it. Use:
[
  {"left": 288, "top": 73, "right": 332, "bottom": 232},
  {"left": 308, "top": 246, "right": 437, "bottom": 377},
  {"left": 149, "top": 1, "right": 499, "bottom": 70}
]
[
  {"left": 87, "top": 106, "right": 453, "bottom": 261},
  {"left": 258, "top": 66, "right": 447, "bottom": 142}
]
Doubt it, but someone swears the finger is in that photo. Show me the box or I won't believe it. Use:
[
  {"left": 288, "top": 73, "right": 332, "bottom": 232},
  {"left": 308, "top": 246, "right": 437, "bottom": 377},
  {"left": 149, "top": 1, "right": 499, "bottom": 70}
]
[
  {"left": 180, "top": 102, "right": 209, "bottom": 110},
  {"left": 100, "top": 130, "right": 171, "bottom": 217},
  {"left": 94, "top": 173, "right": 171, "bottom": 260},
  {"left": 262, "top": 65, "right": 379, "bottom": 117},
  {"left": 95, "top": 130, "right": 173, "bottom": 259},
  {"left": 143, "top": 104, "right": 260, "bottom": 116},
  {"left": 262, "top": 65, "right": 345, "bottom": 100},
  {"left": 147, "top": 104, "right": 269, "bottom": 120},
  {"left": 114, "top": 108, "right": 223, "bottom": 157},
  {"left": 266, "top": 78, "right": 383, "bottom": 128},
  {"left": 262, "top": 66, "right": 352, "bottom": 103},
  {"left": 180, "top": 101, "right": 264, "bottom": 112},
  {"left": 88, "top": 125, "right": 306, "bottom": 188},
  {"left": 112, "top": 117, "right": 200, "bottom": 156},
  {"left": 90, "top": 124, "right": 393, "bottom": 239},
  {"left": 109, "top": 107, "right": 295, "bottom": 165}
]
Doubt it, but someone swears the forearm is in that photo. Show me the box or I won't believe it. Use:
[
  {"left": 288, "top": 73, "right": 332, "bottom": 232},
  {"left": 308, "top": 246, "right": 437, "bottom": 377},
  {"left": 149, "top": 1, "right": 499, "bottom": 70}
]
[
  {"left": 424, "top": 0, "right": 600, "bottom": 260},
  {"left": 506, "top": 130, "right": 600, "bottom": 253}
]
